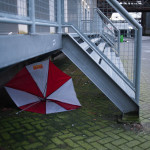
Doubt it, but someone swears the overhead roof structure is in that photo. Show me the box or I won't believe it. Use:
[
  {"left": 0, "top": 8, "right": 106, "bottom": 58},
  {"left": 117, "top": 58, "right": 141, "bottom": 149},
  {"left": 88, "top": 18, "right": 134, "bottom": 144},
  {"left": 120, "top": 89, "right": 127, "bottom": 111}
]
[{"left": 97, "top": 0, "right": 150, "bottom": 12}]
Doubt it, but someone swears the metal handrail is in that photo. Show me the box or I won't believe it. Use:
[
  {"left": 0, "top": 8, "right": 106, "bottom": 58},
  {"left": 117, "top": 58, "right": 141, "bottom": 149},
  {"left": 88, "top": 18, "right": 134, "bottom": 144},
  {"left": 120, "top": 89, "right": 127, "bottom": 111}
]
[{"left": 0, "top": 17, "right": 59, "bottom": 27}]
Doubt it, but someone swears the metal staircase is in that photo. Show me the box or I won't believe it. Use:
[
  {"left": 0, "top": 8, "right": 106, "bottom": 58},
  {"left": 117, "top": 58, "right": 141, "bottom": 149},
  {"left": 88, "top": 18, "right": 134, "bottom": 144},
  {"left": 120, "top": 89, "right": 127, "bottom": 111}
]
[
  {"left": 62, "top": 25, "right": 138, "bottom": 113},
  {"left": 62, "top": 0, "right": 142, "bottom": 114}
]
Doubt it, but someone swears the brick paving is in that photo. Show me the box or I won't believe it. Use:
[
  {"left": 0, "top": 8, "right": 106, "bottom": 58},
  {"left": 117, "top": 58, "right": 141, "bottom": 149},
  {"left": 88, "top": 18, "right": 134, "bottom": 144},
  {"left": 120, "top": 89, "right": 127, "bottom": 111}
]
[
  {"left": 0, "top": 37, "right": 150, "bottom": 150},
  {"left": 140, "top": 37, "right": 150, "bottom": 130}
]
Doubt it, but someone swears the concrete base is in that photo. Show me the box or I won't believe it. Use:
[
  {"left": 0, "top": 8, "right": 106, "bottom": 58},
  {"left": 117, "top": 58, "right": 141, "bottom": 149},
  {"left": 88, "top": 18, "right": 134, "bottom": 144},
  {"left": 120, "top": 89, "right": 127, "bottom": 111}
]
[{"left": 117, "top": 111, "right": 140, "bottom": 123}]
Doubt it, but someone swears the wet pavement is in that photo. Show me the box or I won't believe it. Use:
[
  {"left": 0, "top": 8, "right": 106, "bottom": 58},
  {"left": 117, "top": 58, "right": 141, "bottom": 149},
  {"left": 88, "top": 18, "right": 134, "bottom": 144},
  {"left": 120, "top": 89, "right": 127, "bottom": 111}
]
[
  {"left": 0, "top": 37, "right": 150, "bottom": 150},
  {"left": 140, "top": 36, "right": 150, "bottom": 129}
]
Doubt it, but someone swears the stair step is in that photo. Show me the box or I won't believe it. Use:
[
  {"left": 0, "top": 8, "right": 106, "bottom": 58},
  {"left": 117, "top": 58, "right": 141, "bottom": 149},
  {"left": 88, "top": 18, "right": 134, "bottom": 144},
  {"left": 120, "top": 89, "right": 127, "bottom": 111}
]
[
  {"left": 111, "top": 52, "right": 117, "bottom": 67},
  {"left": 98, "top": 42, "right": 106, "bottom": 52},
  {"left": 98, "top": 46, "right": 111, "bottom": 65},
  {"left": 90, "top": 51, "right": 100, "bottom": 64},
  {"left": 109, "top": 52, "right": 127, "bottom": 77},
  {"left": 80, "top": 37, "right": 101, "bottom": 50},
  {"left": 100, "top": 55, "right": 112, "bottom": 77},
  {"left": 80, "top": 42, "right": 89, "bottom": 50},
  {"left": 91, "top": 37, "right": 100, "bottom": 43},
  {"left": 104, "top": 47, "right": 111, "bottom": 59},
  {"left": 116, "top": 57, "right": 127, "bottom": 77}
]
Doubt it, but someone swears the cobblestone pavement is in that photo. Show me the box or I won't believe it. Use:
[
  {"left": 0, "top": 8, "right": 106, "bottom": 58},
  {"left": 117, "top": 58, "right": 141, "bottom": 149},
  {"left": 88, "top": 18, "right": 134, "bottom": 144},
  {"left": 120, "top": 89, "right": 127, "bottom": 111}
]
[
  {"left": 140, "top": 36, "right": 150, "bottom": 129},
  {"left": 0, "top": 37, "right": 150, "bottom": 150}
]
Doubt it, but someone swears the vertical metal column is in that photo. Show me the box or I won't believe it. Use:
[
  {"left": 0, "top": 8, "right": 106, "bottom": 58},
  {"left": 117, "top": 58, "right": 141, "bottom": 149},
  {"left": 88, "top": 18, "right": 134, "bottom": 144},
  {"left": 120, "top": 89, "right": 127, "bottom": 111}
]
[
  {"left": 61, "top": 0, "right": 64, "bottom": 24},
  {"left": 135, "top": 27, "right": 142, "bottom": 104},
  {"left": 57, "top": 0, "right": 62, "bottom": 33},
  {"left": 117, "top": 30, "right": 120, "bottom": 56},
  {"left": 133, "top": 29, "right": 137, "bottom": 86},
  {"left": 29, "top": 0, "right": 36, "bottom": 34}
]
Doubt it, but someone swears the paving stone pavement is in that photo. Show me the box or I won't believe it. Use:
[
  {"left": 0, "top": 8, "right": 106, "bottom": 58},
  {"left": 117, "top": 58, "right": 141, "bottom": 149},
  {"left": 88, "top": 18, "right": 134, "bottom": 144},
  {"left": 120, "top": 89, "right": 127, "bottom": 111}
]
[
  {"left": 140, "top": 36, "right": 150, "bottom": 130},
  {"left": 0, "top": 37, "right": 150, "bottom": 150}
]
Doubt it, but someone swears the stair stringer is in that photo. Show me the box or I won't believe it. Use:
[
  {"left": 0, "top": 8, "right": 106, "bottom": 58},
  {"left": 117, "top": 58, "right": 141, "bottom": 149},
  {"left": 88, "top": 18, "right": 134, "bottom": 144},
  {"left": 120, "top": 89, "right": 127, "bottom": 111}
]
[{"left": 62, "top": 35, "right": 139, "bottom": 114}]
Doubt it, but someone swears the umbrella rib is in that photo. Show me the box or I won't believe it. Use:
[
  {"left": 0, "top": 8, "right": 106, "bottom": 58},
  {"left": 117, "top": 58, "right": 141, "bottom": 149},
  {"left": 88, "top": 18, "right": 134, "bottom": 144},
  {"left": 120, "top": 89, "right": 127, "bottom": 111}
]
[
  {"left": 43, "top": 77, "right": 48, "bottom": 98},
  {"left": 16, "top": 100, "right": 41, "bottom": 114},
  {"left": 41, "top": 61, "right": 49, "bottom": 97}
]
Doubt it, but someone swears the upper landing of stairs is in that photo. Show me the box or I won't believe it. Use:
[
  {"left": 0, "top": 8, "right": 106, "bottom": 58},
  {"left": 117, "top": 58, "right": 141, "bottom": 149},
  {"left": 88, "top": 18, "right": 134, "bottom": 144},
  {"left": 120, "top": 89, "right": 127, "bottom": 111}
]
[{"left": 0, "top": 34, "right": 62, "bottom": 69}]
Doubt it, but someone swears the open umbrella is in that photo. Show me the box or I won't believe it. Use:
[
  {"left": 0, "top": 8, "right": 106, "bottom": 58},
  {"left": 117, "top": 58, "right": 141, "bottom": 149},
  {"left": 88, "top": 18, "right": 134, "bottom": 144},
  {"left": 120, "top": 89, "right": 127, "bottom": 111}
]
[{"left": 5, "top": 59, "right": 81, "bottom": 114}]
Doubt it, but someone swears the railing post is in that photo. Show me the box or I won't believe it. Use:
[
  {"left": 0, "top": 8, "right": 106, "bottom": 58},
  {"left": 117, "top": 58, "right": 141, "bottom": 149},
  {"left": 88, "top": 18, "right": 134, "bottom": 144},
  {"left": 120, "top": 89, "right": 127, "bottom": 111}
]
[
  {"left": 57, "top": 0, "right": 62, "bottom": 33},
  {"left": 133, "top": 29, "right": 137, "bottom": 86},
  {"left": 135, "top": 27, "right": 142, "bottom": 104},
  {"left": 29, "top": 0, "right": 36, "bottom": 34},
  {"left": 117, "top": 30, "right": 120, "bottom": 56}
]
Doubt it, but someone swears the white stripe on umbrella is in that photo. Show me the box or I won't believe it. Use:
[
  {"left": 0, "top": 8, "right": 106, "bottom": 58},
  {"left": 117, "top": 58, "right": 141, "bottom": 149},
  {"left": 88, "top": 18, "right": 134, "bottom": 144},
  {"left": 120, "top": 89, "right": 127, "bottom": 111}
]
[
  {"left": 5, "top": 87, "right": 40, "bottom": 107},
  {"left": 26, "top": 59, "right": 49, "bottom": 97},
  {"left": 46, "top": 100, "right": 66, "bottom": 114},
  {"left": 47, "top": 79, "right": 81, "bottom": 106}
]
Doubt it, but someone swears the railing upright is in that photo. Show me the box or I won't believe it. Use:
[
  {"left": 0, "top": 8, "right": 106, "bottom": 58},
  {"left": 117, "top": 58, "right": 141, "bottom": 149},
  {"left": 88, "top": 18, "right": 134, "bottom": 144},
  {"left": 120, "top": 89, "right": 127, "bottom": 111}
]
[
  {"left": 57, "top": 0, "right": 62, "bottom": 33},
  {"left": 29, "top": 0, "right": 36, "bottom": 34}
]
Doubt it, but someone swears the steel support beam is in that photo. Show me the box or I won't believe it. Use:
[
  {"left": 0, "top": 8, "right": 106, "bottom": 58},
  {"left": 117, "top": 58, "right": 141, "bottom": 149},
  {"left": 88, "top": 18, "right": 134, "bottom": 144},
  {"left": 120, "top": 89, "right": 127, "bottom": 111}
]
[
  {"left": 0, "top": 34, "right": 62, "bottom": 69},
  {"left": 97, "top": 0, "right": 150, "bottom": 12},
  {"left": 29, "top": 0, "right": 36, "bottom": 34},
  {"left": 57, "top": 0, "right": 62, "bottom": 33}
]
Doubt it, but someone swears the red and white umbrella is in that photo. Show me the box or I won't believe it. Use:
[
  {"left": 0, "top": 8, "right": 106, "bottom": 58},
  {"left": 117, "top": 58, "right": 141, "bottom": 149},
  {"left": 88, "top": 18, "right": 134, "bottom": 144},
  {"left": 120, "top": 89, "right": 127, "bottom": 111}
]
[{"left": 5, "top": 60, "right": 81, "bottom": 114}]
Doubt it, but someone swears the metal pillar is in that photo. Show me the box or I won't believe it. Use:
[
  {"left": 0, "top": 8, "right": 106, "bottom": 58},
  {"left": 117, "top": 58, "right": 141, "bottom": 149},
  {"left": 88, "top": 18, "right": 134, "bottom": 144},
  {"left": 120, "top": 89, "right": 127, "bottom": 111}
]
[
  {"left": 57, "top": 0, "right": 62, "bottom": 33},
  {"left": 135, "top": 27, "right": 142, "bottom": 105},
  {"left": 29, "top": 0, "right": 36, "bottom": 34}
]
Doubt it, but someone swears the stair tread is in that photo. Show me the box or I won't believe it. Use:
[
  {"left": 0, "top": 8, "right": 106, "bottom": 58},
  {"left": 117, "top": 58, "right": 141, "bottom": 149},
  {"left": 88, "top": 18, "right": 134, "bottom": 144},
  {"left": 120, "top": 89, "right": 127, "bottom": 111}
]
[
  {"left": 80, "top": 37, "right": 101, "bottom": 50},
  {"left": 110, "top": 52, "right": 127, "bottom": 77},
  {"left": 104, "top": 47, "right": 111, "bottom": 59},
  {"left": 90, "top": 51, "right": 100, "bottom": 63},
  {"left": 111, "top": 52, "right": 117, "bottom": 67},
  {"left": 116, "top": 57, "right": 127, "bottom": 77},
  {"left": 98, "top": 42, "right": 106, "bottom": 52},
  {"left": 91, "top": 37, "right": 100, "bottom": 43},
  {"left": 80, "top": 42, "right": 89, "bottom": 50}
]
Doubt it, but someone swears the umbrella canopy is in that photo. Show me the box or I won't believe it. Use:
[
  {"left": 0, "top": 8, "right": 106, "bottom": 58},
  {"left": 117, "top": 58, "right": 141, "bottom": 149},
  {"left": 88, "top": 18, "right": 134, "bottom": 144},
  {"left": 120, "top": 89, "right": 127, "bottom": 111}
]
[{"left": 5, "top": 59, "right": 81, "bottom": 114}]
